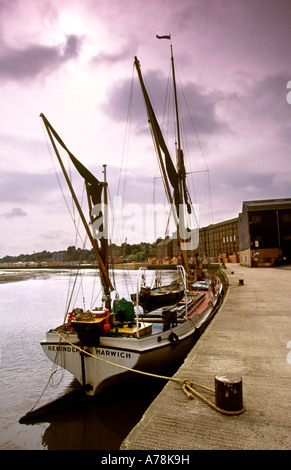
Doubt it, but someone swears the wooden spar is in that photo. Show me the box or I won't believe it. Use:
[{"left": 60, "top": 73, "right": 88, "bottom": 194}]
[
  {"left": 133, "top": 56, "right": 176, "bottom": 226},
  {"left": 134, "top": 56, "right": 190, "bottom": 274},
  {"left": 85, "top": 165, "right": 109, "bottom": 272},
  {"left": 134, "top": 52, "right": 191, "bottom": 277},
  {"left": 40, "top": 114, "right": 114, "bottom": 294},
  {"left": 169, "top": 43, "right": 191, "bottom": 277},
  {"left": 102, "top": 164, "right": 109, "bottom": 271},
  {"left": 171, "top": 43, "right": 181, "bottom": 156}
]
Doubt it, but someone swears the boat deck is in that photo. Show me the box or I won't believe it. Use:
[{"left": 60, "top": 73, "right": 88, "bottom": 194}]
[{"left": 56, "top": 288, "right": 213, "bottom": 339}]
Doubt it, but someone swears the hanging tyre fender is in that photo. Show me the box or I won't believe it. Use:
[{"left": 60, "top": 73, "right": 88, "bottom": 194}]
[{"left": 169, "top": 332, "right": 180, "bottom": 345}]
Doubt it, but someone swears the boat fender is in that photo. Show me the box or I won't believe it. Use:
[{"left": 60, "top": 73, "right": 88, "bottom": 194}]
[{"left": 169, "top": 332, "right": 179, "bottom": 345}]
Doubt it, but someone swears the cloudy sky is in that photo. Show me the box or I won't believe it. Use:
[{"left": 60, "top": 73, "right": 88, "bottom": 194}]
[{"left": 1, "top": 0, "right": 291, "bottom": 257}]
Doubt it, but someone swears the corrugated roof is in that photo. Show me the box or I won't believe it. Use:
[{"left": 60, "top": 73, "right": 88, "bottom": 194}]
[
  {"left": 243, "top": 198, "right": 291, "bottom": 211},
  {"left": 203, "top": 217, "right": 238, "bottom": 229}
]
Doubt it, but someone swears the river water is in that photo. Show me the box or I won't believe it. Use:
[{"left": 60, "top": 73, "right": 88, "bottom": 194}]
[{"left": 0, "top": 268, "right": 177, "bottom": 450}]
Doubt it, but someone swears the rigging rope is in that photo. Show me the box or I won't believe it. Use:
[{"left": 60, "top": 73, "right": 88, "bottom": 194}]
[
  {"left": 41, "top": 124, "right": 85, "bottom": 248},
  {"left": 176, "top": 69, "right": 214, "bottom": 224},
  {"left": 116, "top": 64, "right": 135, "bottom": 210},
  {"left": 53, "top": 328, "right": 245, "bottom": 416}
]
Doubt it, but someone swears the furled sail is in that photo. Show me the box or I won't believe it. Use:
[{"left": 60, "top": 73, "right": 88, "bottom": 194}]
[
  {"left": 40, "top": 114, "right": 103, "bottom": 209},
  {"left": 134, "top": 57, "right": 181, "bottom": 215},
  {"left": 147, "top": 94, "right": 181, "bottom": 212},
  {"left": 134, "top": 49, "right": 198, "bottom": 274},
  {"left": 40, "top": 113, "right": 113, "bottom": 299}
]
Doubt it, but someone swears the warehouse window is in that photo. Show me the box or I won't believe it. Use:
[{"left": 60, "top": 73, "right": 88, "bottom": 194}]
[
  {"left": 282, "top": 214, "right": 291, "bottom": 223},
  {"left": 252, "top": 215, "right": 262, "bottom": 223}
]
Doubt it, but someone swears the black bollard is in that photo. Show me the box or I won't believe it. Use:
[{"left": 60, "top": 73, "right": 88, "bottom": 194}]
[{"left": 215, "top": 374, "right": 243, "bottom": 412}]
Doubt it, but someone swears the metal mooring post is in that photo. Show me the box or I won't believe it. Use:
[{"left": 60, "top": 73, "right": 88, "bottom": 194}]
[{"left": 215, "top": 374, "right": 243, "bottom": 412}]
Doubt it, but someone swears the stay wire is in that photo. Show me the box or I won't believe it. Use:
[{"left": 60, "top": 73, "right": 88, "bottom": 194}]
[
  {"left": 176, "top": 69, "right": 214, "bottom": 224},
  {"left": 108, "top": 187, "right": 135, "bottom": 298}
]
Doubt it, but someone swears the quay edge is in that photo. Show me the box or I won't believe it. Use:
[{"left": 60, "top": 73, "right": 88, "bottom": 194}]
[{"left": 120, "top": 263, "right": 291, "bottom": 450}]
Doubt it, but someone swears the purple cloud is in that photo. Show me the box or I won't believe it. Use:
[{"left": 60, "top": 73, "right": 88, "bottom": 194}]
[
  {"left": 1, "top": 207, "right": 27, "bottom": 219},
  {"left": 0, "top": 34, "right": 83, "bottom": 81}
]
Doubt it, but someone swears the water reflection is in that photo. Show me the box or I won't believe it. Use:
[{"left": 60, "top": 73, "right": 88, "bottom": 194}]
[
  {"left": 0, "top": 269, "right": 178, "bottom": 450},
  {"left": 40, "top": 376, "right": 168, "bottom": 450}
]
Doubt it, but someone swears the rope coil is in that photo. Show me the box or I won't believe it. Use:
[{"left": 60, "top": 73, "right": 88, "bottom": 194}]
[{"left": 181, "top": 379, "right": 246, "bottom": 416}]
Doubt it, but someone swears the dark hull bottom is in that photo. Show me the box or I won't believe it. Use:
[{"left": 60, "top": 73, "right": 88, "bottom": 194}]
[{"left": 95, "top": 332, "right": 198, "bottom": 395}]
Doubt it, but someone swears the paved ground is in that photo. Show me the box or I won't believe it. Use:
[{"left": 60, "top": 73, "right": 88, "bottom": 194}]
[{"left": 121, "top": 264, "right": 291, "bottom": 450}]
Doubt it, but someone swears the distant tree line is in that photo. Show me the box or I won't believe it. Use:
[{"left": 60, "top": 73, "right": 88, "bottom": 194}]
[{"left": 0, "top": 239, "right": 163, "bottom": 264}]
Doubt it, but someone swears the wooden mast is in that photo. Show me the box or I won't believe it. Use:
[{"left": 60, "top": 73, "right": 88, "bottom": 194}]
[
  {"left": 134, "top": 56, "right": 177, "bottom": 226},
  {"left": 102, "top": 164, "right": 109, "bottom": 274},
  {"left": 169, "top": 40, "right": 191, "bottom": 277},
  {"left": 134, "top": 40, "right": 191, "bottom": 277}
]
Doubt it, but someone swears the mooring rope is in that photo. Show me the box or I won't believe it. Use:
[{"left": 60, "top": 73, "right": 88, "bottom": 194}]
[
  {"left": 53, "top": 330, "right": 245, "bottom": 416},
  {"left": 182, "top": 380, "right": 246, "bottom": 416}
]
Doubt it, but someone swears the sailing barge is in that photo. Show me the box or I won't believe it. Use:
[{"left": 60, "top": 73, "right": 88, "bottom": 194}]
[{"left": 40, "top": 38, "right": 223, "bottom": 396}]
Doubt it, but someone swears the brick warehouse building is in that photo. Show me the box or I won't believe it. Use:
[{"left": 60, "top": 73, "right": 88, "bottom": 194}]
[
  {"left": 156, "top": 198, "right": 291, "bottom": 267},
  {"left": 156, "top": 217, "right": 240, "bottom": 263},
  {"left": 198, "top": 217, "right": 239, "bottom": 262},
  {"left": 238, "top": 198, "right": 291, "bottom": 267}
]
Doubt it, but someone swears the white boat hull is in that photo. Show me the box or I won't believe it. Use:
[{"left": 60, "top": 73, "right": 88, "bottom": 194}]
[
  {"left": 41, "top": 286, "right": 222, "bottom": 396},
  {"left": 42, "top": 333, "right": 140, "bottom": 395}
]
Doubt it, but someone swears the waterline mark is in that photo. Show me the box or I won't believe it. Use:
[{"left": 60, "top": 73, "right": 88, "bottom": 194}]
[{"left": 91, "top": 196, "right": 199, "bottom": 250}]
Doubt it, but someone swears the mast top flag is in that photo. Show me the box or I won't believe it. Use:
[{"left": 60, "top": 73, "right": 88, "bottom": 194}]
[{"left": 156, "top": 34, "right": 171, "bottom": 40}]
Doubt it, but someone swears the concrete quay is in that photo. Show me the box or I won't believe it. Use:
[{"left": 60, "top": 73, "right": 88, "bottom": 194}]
[{"left": 121, "top": 264, "right": 291, "bottom": 450}]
